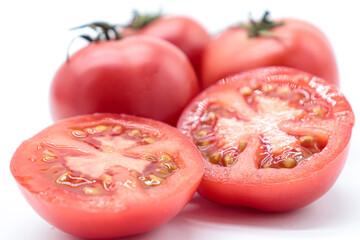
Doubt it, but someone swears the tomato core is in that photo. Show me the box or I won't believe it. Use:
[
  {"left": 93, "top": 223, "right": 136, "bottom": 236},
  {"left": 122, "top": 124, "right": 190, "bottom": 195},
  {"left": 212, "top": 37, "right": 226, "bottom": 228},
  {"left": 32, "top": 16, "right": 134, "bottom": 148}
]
[
  {"left": 36, "top": 123, "right": 179, "bottom": 196},
  {"left": 191, "top": 83, "right": 329, "bottom": 169}
]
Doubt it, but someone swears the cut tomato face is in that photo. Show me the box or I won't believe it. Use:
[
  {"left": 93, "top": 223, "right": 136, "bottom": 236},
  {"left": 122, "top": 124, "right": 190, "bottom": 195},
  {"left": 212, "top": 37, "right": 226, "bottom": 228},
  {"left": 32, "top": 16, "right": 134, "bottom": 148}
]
[
  {"left": 178, "top": 67, "right": 354, "bottom": 212},
  {"left": 10, "top": 114, "right": 204, "bottom": 239}
]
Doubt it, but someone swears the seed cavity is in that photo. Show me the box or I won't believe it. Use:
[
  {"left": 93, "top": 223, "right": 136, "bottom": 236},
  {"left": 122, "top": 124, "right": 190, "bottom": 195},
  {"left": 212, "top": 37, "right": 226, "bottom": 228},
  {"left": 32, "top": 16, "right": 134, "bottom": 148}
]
[
  {"left": 259, "top": 134, "right": 326, "bottom": 169},
  {"left": 56, "top": 171, "right": 94, "bottom": 187}
]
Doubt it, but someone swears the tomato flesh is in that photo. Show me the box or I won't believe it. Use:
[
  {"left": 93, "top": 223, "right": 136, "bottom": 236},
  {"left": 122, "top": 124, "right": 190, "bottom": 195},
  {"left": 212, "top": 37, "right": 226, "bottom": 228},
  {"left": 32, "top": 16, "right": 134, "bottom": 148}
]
[
  {"left": 11, "top": 114, "right": 204, "bottom": 239},
  {"left": 178, "top": 67, "right": 354, "bottom": 212}
]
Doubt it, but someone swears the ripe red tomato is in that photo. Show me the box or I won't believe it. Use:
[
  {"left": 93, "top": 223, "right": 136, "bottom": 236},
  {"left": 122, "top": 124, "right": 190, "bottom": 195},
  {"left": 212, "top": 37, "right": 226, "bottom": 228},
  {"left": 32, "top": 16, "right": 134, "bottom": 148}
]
[
  {"left": 124, "top": 14, "right": 211, "bottom": 79},
  {"left": 10, "top": 113, "right": 204, "bottom": 239},
  {"left": 50, "top": 36, "right": 199, "bottom": 125},
  {"left": 178, "top": 67, "right": 354, "bottom": 212},
  {"left": 201, "top": 12, "right": 339, "bottom": 88}
]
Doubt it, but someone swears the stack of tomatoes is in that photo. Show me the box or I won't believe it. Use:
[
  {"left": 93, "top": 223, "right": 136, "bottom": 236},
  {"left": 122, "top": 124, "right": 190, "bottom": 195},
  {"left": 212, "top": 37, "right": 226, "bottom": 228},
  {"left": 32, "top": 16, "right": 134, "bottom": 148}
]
[{"left": 10, "top": 11, "right": 354, "bottom": 239}]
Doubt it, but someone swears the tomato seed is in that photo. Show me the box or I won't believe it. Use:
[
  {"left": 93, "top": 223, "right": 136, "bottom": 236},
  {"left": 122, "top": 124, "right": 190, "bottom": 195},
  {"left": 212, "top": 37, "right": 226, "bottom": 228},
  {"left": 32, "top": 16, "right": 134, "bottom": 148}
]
[
  {"left": 155, "top": 168, "right": 169, "bottom": 175},
  {"left": 240, "top": 86, "right": 253, "bottom": 96},
  {"left": 222, "top": 154, "right": 235, "bottom": 166},
  {"left": 209, "top": 152, "right": 221, "bottom": 164},
  {"left": 262, "top": 84, "right": 275, "bottom": 93},
  {"left": 42, "top": 156, "right": 57, "bottom": 163},
  {"left": 129, "top": 129, "right": 141, "bottom": 137},
  {"left": 143, "top": 137, "right": 155, "bottom": 144},
  {"left": 83, "top": 187, "right": 98, "bottom": 195},
  {"left": 283, "top": 157, "right": 297, "bottom": 168},
  {"left": 196, "top": 130, "right": 208, "bottom": 137},
  {"left": 43, "top": 150, "right": 56, "bottom": 156},
  {"left": 71, "top": 130, "right": 87, "bottom": 138},
  {"left": 277, "top": 86, "right": 291, "bottom": 94},
  {"left": 158, "top": 154, "right": 172, "bottom": 161},
  {"left": 112, "top": 125, "right": 123, "bottom": 133},
  {"left": 299, "top": 136, "right": 314, "bottom": 145},
  {"left": 95, "top": 125, "right": 108, "bottom": 132},
  {"left": 312, "top": 105, "right": 328, "bottom": 117},
  {"left": 102, "top": 174, "right": 113, "bottom": 191},
  {"left": 238, "top": 140, "right": 247, "bottom": 152}
]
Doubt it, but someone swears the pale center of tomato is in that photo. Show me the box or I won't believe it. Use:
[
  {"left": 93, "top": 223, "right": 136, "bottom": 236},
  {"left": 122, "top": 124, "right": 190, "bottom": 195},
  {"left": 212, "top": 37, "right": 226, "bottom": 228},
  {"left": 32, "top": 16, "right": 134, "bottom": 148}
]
[
  {"left": 191, "top": 84, "right": 328, "bottom": 168},
  {"left": 38, "top": 124, "right": 179, "bottom": 195},
  {"left": 216, "top": 95, "right": 304, "bottom": 154}
]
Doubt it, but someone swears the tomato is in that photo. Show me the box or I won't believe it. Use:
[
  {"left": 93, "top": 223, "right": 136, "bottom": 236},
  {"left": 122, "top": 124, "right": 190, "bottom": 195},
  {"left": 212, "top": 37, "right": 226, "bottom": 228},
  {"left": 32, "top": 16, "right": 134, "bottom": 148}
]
[
  {"left": 123, "top": 13, "right": 211, "bottom": 79},
  {"left": 201, "top": 12, "right": 339, "bottom": 88},
  {"left": 10, "top": 113, "right": 204, "bottom": 239},
  {"left": 50, "top": 36, "right": 199, "bottom": 126},
  {"left": 177, "top": 67, "right": 354, "bottom": 212}
]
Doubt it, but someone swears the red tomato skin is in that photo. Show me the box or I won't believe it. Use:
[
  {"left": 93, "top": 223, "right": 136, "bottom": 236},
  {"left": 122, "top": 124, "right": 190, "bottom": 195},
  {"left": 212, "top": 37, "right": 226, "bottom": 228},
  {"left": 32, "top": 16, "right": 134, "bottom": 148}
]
[
  {"left": 50, "top": 36, "right": 199, "bottom": 126},
  {"left": 18, "top": 181, "right": 200, "bottom": 239},
  {"left": 198, "top": 142, "right": 350, "bottom": 212},
  {"left": 201, "top": 19, "right": 339, "bottom": 88},
  {"left": 178, "top": 67, "right": 354, "bottom": 212},
  {"left": 11, "top": 113, "right": 204, "bottom": 239},
  {"left": 136, "top": 16, "right": 211, "bottom": 79}
]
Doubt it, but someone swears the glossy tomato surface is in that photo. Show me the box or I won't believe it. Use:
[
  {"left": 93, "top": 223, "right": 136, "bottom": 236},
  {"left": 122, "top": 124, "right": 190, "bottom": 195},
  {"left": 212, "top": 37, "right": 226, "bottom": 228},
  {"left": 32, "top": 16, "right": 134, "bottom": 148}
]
[
  {"left": 10, "top": 113, "right": 204, "bottom": 239},
  {"left": 50, "top": 36, "right": 199, "bottom": 125},
  {"left": 201, "top": 18, "right": 339, "bottom": 88},
  {"left": 126, "top": 15, "right": 211, "bottom": 79},
  {"left": 178, "top": 67, "right": 354, "bottom": 212}
]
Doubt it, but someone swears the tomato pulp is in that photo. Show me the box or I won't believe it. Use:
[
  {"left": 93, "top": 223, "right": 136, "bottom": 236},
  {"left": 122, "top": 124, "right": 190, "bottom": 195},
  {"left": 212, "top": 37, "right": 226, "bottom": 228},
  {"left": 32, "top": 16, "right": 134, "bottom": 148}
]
[
  {"left": 178, "top": 67, "right": 354, "bottom": 212},
  {"left": 11, "top": 114, "right": 204, "bottom": 239}
]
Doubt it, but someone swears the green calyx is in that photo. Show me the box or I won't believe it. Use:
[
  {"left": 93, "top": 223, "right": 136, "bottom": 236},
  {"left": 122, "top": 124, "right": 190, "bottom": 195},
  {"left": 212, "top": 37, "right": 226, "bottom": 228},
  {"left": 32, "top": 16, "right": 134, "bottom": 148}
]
[
  {"left": 70, "top": 22, "right": 122, "bottom": 42},
  {"left": 126, "top": 10, "right": 161, "bottom": 30},
  {"left": 238, "top": 11, "right": 284, "bottom": 38}
]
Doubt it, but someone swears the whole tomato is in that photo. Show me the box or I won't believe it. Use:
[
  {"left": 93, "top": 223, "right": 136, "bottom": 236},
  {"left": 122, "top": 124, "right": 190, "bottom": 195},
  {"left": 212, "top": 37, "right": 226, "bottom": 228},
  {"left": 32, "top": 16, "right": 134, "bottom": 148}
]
[
  {"left": 123, "top": 12, "right": 211, "bottom": 79},
  {"left": 201, "top": 12, "right": 339, "bottom": 88},
  {"left": 50, "top": 35, "right": 199, "bottom": 125}
]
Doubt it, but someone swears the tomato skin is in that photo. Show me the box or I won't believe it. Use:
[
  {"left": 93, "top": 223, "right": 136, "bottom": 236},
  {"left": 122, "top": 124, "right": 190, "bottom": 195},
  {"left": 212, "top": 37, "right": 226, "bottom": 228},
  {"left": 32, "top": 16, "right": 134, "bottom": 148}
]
[
  {"left": 134, "top": 16, "right": 211, "bottom": 79},
  {"left": 178, "top": 67, "right": 354, "bottom": 212},
  {"left": 201, "top": 19, "right": 339, "bottom": 88},
  {"left": 11, "top": 113, "right": 204, "bottom": 239},
  {"left": 50, "top": 36, "right": 199, "bottom": 126},
  {"left": 198, "top": 142, "right": 350, "bottom": 212}
]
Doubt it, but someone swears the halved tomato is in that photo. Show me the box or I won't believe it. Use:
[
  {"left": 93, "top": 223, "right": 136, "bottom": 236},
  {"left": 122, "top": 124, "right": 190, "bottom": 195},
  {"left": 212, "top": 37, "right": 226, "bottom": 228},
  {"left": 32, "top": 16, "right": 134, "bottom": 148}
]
[
  {"left": 178, "top": 67, "right": 354, "bottom": 212},
  {"left": 10, "top": 114, "right": 204, "bottom": 239}
]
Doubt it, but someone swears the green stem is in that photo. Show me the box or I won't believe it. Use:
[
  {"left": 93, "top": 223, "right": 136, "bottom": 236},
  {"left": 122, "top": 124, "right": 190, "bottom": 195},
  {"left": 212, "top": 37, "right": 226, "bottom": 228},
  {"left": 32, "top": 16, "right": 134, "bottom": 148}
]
[{"left": 237, "top": 11, "right": 284, "bottom": 38}]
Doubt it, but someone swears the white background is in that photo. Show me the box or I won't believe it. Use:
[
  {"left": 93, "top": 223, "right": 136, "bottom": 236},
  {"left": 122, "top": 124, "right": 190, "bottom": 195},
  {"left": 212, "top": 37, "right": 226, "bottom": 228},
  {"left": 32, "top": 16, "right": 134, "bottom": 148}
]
[{"left": 1, "top": 0, "right": 359, "bottom": 239}]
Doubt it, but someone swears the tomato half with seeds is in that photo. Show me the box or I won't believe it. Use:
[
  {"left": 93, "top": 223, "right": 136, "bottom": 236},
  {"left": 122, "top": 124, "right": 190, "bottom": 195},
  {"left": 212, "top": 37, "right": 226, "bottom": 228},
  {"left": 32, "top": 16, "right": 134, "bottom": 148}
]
[
  {"left": 178, "top": 67, "right": 354, "bottom": 212},
  {"left": 10, "top": 114, "right": 204, "bottom": 239},
  {"left": 50, "top": 36, "right": 199, "bottom": 126},
  {"left": 201, "top": 12, "right": 339, "bottom": 88}
]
